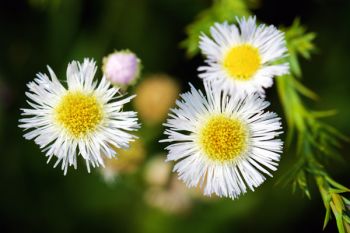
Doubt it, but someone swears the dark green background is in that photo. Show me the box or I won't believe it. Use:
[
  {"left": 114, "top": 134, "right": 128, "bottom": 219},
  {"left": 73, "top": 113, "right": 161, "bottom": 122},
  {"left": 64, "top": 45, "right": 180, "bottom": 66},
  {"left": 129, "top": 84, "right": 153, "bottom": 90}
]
[{"left": 1, "top": 0, "right": 349, "bottom": 232}]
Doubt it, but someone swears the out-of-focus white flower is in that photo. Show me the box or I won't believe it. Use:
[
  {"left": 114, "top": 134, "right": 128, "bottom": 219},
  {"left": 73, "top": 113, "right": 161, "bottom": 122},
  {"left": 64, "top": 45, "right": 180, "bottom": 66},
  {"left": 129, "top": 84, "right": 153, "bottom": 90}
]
[
  {"left": 144, "top": 155, "right": 172, "bottom": 187},
  {"left": 144, "top": 176, "right": 192, "bottom": 214}
]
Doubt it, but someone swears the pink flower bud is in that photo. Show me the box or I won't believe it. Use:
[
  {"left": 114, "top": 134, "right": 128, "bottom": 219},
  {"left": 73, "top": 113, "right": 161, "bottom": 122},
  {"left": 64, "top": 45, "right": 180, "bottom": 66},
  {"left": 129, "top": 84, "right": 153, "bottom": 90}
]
[{"left": 102, "top": 51, "right": 141, "bottom": 86}]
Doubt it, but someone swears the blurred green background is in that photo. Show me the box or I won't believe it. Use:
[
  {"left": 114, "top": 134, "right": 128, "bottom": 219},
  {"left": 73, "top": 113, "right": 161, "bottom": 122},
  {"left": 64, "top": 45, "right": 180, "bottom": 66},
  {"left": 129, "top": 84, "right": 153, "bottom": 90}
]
[{"left": 1, "top": 0, "right": 350, "bottom": 232}]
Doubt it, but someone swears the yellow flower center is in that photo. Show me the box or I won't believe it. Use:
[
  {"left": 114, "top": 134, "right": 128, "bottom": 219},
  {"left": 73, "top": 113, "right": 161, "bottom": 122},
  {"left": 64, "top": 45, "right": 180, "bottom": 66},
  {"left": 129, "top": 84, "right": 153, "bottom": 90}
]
[
  {"left": 55, "top": 91, "right": 103, "bottom": 138},
  {"left": 199, "top": 115, "right": 248, "bottom": 162},
  {"left": 223, "top": 44, "right": 261, "bottom": 80}
]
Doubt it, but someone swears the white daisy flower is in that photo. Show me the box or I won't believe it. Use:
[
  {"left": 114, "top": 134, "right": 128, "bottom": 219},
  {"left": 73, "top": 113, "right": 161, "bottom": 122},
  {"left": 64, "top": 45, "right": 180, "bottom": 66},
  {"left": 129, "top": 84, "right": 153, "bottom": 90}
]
[
  {"left": 161, "top": 82, "right": 283, "bottom": 199},
  {"left": 199, "top": 16, "right": 289, "bottom": 96},
  {"left": 19, "top": 58, "right": 140, "bottom": 174}
]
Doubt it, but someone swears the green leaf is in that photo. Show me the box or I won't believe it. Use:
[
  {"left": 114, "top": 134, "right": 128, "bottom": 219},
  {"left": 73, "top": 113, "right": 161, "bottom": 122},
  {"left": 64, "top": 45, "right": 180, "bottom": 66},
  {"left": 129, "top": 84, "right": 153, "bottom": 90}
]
[
  {"left": 293, "top": 78, "right": 318, "bottom": 100},
  {"left": 343, "top": 215, "right": 350, "bottom": 225},
  {"left": 311, "top": 110, "right": 338, "bottom": 119},
  {"left": 326, "top": 177, "right": 350, "bottom": 192},
  {"left": 323, "top": 203, "right": 332, "bottom": 229},
  {"left": 342, "top": 197, "right": 350, "bottom": 206},
  {"left": 331, "top": 201, "right": 346, "bottom": 233},
  {"left": 288, "top": 52, "right": 302, "bottom": 78}
]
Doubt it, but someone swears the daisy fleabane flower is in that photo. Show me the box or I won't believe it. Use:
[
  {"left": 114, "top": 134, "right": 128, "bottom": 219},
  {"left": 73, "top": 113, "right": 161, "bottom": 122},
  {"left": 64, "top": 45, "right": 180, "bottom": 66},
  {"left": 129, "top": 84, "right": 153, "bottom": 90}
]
[
  {"left": 161, "top": 82, "right": 283, "bottom": 199},
  {"left": 199, "top": 16, "right": 289, "bottom": 97},
  {"left": 19, "top": 58, "right": 140, "bottom": 174}
]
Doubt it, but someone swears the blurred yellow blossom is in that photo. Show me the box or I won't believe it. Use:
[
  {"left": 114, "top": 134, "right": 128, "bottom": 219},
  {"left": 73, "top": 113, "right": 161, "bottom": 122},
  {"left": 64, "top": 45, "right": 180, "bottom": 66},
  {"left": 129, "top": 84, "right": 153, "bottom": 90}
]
[
  {"left": 134, "top": 74, "right": 180, "bottom": 125},
  {"left": 100, "top": 139, "right": 146, "bottom": 182}
]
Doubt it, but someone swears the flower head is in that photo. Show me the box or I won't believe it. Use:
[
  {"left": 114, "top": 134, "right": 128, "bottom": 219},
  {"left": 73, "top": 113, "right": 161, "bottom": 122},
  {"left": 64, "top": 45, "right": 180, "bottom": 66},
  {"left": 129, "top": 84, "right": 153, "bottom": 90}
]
[
  {"left": 144, "top": 175, "right": 192, "bottom": 214},
  {"left": 100, "top": 139, "right": 146, "bottom": 182},
  {"left": 144, "top": 156, "right": 192, "bottom": 214},
  {"left": 19, "top": 58, "right": 140, "bottom": 174},
  {"left": 199, "top": 16, "right": 289, "bottom": 96},
  {"left": 144, "top": 155, "right": 172, "bottom": 187},
  {"left": 102, "top": 50, "right": 141, "bottom": 87},
  {"left": 161, "top": 82, "right": 283, "bottom": 199},
  {"left": 134, "top": 74, "right": 180, "bottom": 125}
]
